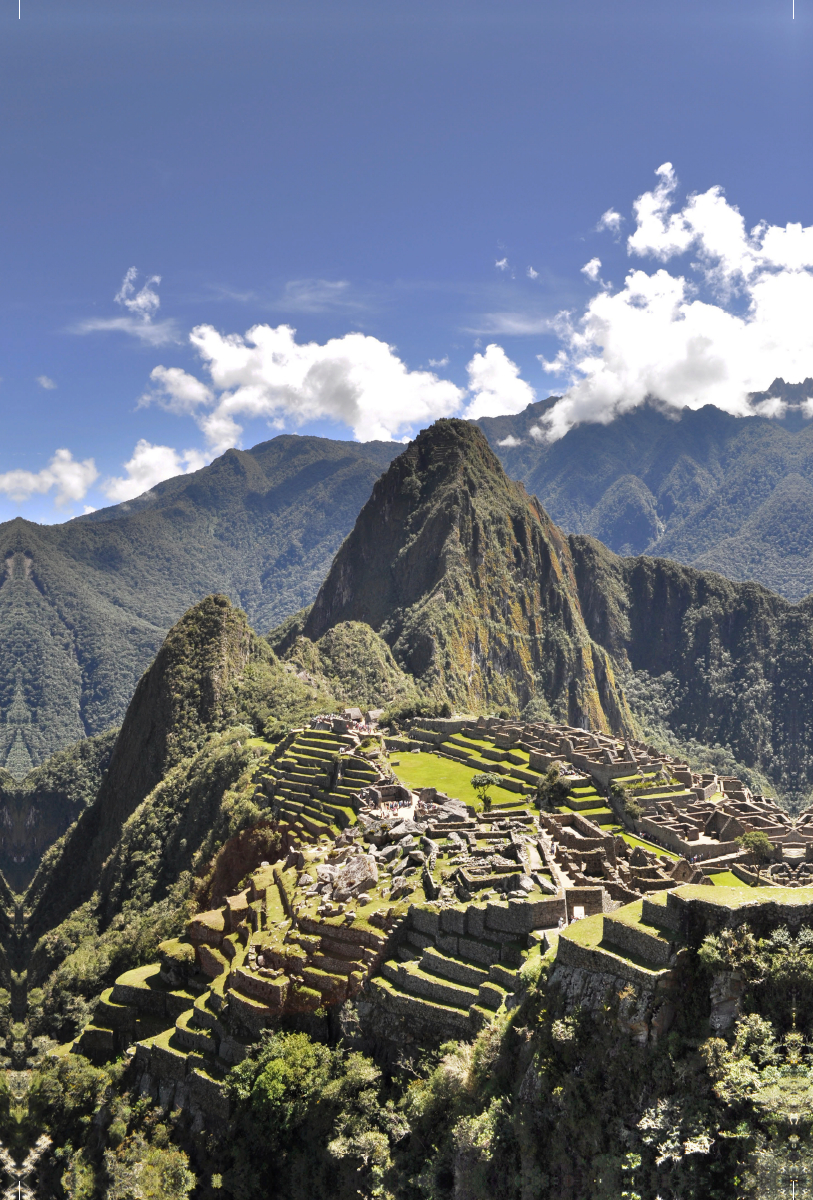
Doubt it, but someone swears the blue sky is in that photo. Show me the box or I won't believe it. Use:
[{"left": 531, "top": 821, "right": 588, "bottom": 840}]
[{"left": 2, "top": 0, "right": 813, "bottom": 520}]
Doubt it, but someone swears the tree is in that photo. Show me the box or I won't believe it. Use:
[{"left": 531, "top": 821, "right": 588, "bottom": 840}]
[
  {"left": 736, "top": 830, "right": 774, "bottom": 879},
  {"left": 610, "top": 783, "right": 643, "bottom": 823},
  {"left": 535, "top": 764, "right": 569, "bottom": 812},
  {"left": 470, "top": 772, "right": 502, "bottom": 810}
]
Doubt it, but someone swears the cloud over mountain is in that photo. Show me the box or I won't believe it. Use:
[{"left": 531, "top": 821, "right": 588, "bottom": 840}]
[
  {"left": 145, "top": 325, "right": 539, "bottom": 449},
  {"left": 540, "top": 164, "right": 813, "bottom": 439}
]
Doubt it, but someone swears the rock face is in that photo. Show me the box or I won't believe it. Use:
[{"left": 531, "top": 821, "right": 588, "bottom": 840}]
[
  {"left": 332, "top": 855, "right": 378, "bottom": 901},
  {"left": 301, "top": 419, "right": 631, "bottom": 731}
]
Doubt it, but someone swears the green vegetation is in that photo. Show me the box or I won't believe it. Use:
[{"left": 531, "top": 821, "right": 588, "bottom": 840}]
[
  {"left": 479, "top": 388, "right": 813, "bottom": 600},
  {"left": 391, "top": 751, "right": 517, "bottom": 808},
  {"left": 737, "top": 830, "right": 775, "bottom": 877},
  {"left": 470, "top": 771, "right": 502, "bottom": 809},
  {"left": 0, "top": 434, "right": 396, "bottom": 768},
  {"left": 709, "top": 870, "right": 750, "bottom": 887}
]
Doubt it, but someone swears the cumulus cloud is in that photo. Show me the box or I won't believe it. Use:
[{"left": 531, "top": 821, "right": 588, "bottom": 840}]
[
  {"left": 527, "top": 266, "right": 539, "bottom": 280},
  {"left": 581, "top": 258, "right": 602, "bottom": 282},
  {"left": 597, "top": 209, "right": 623, "bottom": 236},
  {"left": 144, "top": 325, "right": 466, "bottom": 450},
  {"left": 428, "top": 355, "right": 449, "bottom": 368},
  {"left": 464, "top": 343, "right": 536, "bottom": 419},
  {"left": 102, "top": 439, "right": 207, "bottom": 504},
  {"left": 73, "top": 267, "right": 179, "bottom": 345},
  {"left": 497, "top": 434, "right": 522, "bottom": 447},
  {"left": 36, "top": 375, "right": 56, "bottom": 390},
  {"left": 495, "top": 258, "right": 509, "bottom": 271},
  {"left": 0, "top": 449, "right": 97, "bottom": 506},
  {"left": 538, "top": 164, "right": 813, "bottom": 440}
]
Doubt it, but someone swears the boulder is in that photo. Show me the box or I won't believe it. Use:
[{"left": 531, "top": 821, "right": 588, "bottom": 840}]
[{"left": 333, "top": 854, "right": 379, "bottom": 901}]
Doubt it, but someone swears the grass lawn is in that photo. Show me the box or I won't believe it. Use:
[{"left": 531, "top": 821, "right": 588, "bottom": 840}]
[
  {"left": 618, "top": 833, "right": 679, "bottom": 861},
  {"left": 709, "top": 871, "right": 754, "bottom": 887},
  {"left": 392, "top": 751, "right": 516, "bottom": 809}
]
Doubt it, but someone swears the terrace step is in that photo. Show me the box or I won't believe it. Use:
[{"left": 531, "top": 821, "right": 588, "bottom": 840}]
[
  {"left": 382, "top": 959, "right": 480, "bottom": 1009},
  {"left": 175, "top": 1009, "right": 219, "bottom": 1054},
  {"left": 419, "top": 946, "right": 489, "bottom": 988},
  {"left": 369, "top": 977, "right": 472, "bottom": 1038},
  {"left": 487, "top": 962, "right": 522, "bottom": 990},
  {"left": 476, "top": 980, "right": 508, "bottom": 1011}
]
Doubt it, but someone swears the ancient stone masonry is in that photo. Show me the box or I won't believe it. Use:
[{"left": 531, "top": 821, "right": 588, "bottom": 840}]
[
  {"left": 549, "top": 883, "right": 813, "bottom": 1045},
  {"left": 400, "top": 712, "right": 813, "bottom": 880},
  {"left": 58, "top": 711, "right": 811, "bottom": 1125}
]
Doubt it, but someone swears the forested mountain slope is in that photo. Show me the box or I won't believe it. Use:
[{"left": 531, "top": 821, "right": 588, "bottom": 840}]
[
  {"left": 479, "top": 381, "right": 813, "bottom": 601},
  {"left": 0, "top": 435, "right": 396, "bottom": 770}
]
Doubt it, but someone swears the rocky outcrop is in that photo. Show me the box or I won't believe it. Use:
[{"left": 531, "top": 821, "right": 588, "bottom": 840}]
[{"left": 302, "top": 419, "right": 632, "bottom": 731}]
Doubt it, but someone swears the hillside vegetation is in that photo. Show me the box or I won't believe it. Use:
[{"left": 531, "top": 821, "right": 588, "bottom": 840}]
[
  {"left": 478, "top": 381, "right": 813, "bottom": 601},
  {"left": 0, "top": 404, "right": 809, "bottom": 1194},
  {"left": 0, "top": 435, "right": 395, "bottom": 770}
]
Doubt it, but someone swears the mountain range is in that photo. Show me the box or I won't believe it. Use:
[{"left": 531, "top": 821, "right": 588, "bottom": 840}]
[
  {"left": 3, "top": 412, "right": 812, "bottom": 1198},
  {"left": 6, "top": 390, "right": 813, "bottom": 777},
  {"left": 477, "top": 379, "right": 813, "bottom": 601},
  {"left": 0, "top": 434, "right": 396, "bottom": 772}
]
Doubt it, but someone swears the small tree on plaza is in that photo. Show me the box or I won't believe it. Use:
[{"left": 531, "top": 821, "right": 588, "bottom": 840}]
[
  {"left": 470, "top": 772, "right": 501, "bottom": 811},
  {"left": 736, "top": 830, "right": 774, "bottom": 879}
]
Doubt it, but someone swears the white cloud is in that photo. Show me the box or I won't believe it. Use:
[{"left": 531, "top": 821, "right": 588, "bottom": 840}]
[
  {"left": 36, "top": 375, "right": 56, "bottom": 390},
  {"left": 428, "top": 355, "right": 449, "bottom": 368},
  {"left": 597, "top": 208, "right": 623, "bottom": 236},
  {"left": 495, "top": 258, "right": 509, "bottom": 271},
  {"left": 0, "top": 449, "right": 97, "bottom": 506},
  {"left": 115, "top": 266, "right": 161, "bottom": 320},
  {"left": 142, "top": 366, "right": 214, "bottom": 414},
  {"left": 497, "top": 434, "right": 522, "bottom": 447},
  {"left": 581, "top": 258, "right": 602, "bottom": 282},
  {"left": 527, "top": 266, "right": 539, "bottom": 280},
  {"left": 465, "top": 313, "right": 551, "bottom": 335},
  {"left": 144, "top": 324, "right": 465, "bottom": 450},
  {"left": 102, "top": 439, "right": 207, "bottom": 504},
  {"left": 73, "top": 267, "right": 179, "bottom": 346},
  {"left": 280, "top": 279, "right": 357, "bottom": 313},
  {"left": 537, "top": 164, "right": 813, "bottom": 440},
  {"left": 464, "top": 344, "right": 536, "bottom": 419}
]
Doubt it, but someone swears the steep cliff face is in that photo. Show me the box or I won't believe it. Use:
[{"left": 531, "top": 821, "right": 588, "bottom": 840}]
[
  {"left": 304, "top": 420, "right": 631, "bottom": 731},
  {"left": 569, "top": 536, "right": 809, "bottom": 798},
  {"left": 24, "top": 596, "right": 266, "bottom": 937}
]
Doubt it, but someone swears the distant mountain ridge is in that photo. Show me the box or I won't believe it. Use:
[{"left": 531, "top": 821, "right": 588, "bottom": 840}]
[
  {"left": 0, "top": 435, "right": 397, "bottom": 771},
  {"left": 479, "top": 382, "right": 813, "bottom": 601}
]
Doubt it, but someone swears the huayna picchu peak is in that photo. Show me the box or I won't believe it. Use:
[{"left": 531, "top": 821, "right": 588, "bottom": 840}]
[{"left": 2, "top": 416, "right": 813, "bottom": 1198}]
